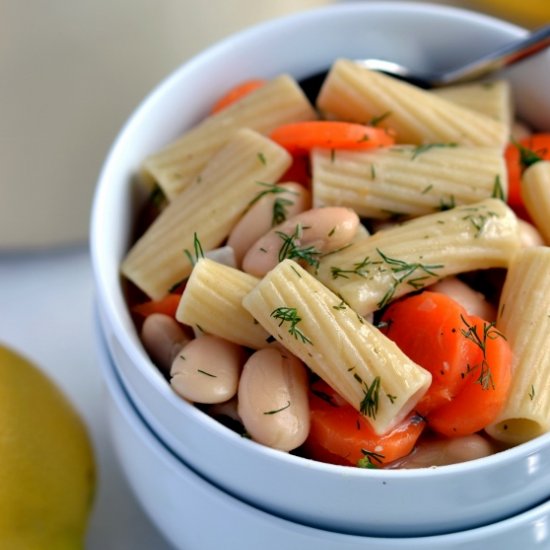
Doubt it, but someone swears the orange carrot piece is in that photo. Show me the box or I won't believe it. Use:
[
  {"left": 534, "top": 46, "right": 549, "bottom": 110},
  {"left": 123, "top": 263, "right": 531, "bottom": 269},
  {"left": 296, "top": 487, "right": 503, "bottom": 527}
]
[
  {"left": 210, "top": 79, "right": 267, "bottom": 114},
  {"left": 279, "top": 154, "right": 311, "bottom": 187},
  {"left": 505, "top": 133, "right": 550, "bottom": 218},
  {"left": 270, "top": 121, "right": 395, "bottom": 155},
  {"left": 380, "top": 292, "right": 479, "bottom": 416},
  {"left": 131, "top": 293, "right": 182, "bottom": 319},
  {"left": 303, "top": 380, "right": 426, "bottom": 467},
  {"left": 427, "top": 315, "right": 512, "bottom": 437}
]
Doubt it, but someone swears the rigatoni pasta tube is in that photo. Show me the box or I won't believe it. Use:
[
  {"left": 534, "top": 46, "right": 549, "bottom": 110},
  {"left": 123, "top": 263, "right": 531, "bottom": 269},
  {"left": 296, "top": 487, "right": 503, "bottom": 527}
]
[
  {"left": 121, "top": 128, "right": 291, "bottom": 299},
  {"left": 315, "top": 198, "right": 521, "bottom": 316},
  {"left": 143, "top": 75, "right": 317, "bottom": 199},
  {"left": 242, "top": 259, "right": 432, "bottom": 435},
  {"left": 176, "top": 258, "right": 270, "bottom": 349},
  {"left": 521, "top": 161, "right": 550, "bottom": 245},
  {"left": 486, "top": 247, "right": 550, "bottom": 445},
  {"left": 431, "top": 80, "right": 512, "bottom": 131},
  {"left": 317, "top": 59, "right": 507, "bottom": 148},
  {"left": 312, "top": 145, "right": 506, "bottom": 218}
]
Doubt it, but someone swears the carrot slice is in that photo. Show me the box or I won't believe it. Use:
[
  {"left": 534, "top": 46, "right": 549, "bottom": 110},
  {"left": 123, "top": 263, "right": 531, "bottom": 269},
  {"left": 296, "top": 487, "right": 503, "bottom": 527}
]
[
  {"left": 427, "top": 315, "right": 512, "bottom": 437},
  {"left": 380, "top": 291, "right": 512, "bottom": 437},
  {"left": 505, "top": 133, "right": 550, "bottom": 218},
  {"left": 131, "top": 293, "right": 182, "bottom": 319},
  {"left": 270, "top": 121, "right": 395, "bottom": 155},
  {"left": 210, "top": 79, "right": 267, "bottom": 114},
  {"left": 303, "top": 380, "right": 426, "bottom": 467},
  {"left": 380, "top": 292, "right": 479, "bottom": 416}
]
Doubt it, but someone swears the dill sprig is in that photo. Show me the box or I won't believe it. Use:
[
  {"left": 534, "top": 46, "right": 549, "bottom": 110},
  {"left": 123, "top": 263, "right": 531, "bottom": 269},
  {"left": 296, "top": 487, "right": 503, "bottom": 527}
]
[
  {"left": 183, "top": 232, "right": 205, "bottom": 267},
  {"left": 460, "top": 314, "right": 506, "bottom": 390},
  {"left": 514, "top": 140, "right": 544, "bottom": 169},
  {"left": 272, "top": 197, "right": 294, "bottom": 226},
  {"left": 277, "top": 224, "right": 322, "bottom": 270},
  {"left": 359, "top": 376, "right": 381, "bottom": 419},
  {"left": 410, "top": 142, "right": 457, "bottom": 160},
  {"left": 330, "top": 255, "right": 379, "bottom": 279},
  {"left": 492, "top": 174, "right": 505, "bottom": 200},
  {"left": 263, "top": 401, "right": 291, "bottom": 415},
  {"left": 376, "top": 249, "right": 444, "bottom": 308},
  {"left": 270, "top": 306, "right": 312, "bottom": 344},
  {"left": 357, "top": 448, "right": 385, "bottom": 469}
]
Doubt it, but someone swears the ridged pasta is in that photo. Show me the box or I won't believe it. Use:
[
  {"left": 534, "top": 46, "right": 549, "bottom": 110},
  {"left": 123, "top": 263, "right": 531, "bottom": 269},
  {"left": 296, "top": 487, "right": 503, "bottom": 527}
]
[
  {"left": 317, "top": 59, "right": 507, "bottom": 148},
  {"left": 121, "top": 128, "right": 291, "bottom": 299},
  {"left": 312, "top": 145, "right": 507, "bottom": 218},
  {"left": 486, "top": 247, "right": 550, "bottom": 444},
  {"left": 242, "top": 259, "right": 432, "bottom": 435},
  {"left": 520, "top": 161, "right": 550, "bottom": 244},
  {"left": 431, "top": 80, "right": 512, "bottom": 130},
  {"left": 142, "top": 75, "right": 317, "bottom": 199},
  {"left": 315, "top": 198, "right": 521, "bottom": 315},
  {"left": 176, "top": 258, "right": 269, "bottom": 349}
]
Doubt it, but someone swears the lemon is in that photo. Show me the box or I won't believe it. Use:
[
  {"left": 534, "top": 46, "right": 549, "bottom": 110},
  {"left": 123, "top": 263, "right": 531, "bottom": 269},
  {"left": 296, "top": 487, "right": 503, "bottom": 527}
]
[{"left": 0, "top": 344, "right": 95, "bottom": 550}]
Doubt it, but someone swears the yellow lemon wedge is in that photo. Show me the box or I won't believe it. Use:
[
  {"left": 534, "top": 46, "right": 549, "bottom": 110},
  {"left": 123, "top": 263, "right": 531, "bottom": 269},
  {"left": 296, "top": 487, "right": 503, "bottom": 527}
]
[
  {"left": 476, "top": 0, "right": 550, "bottom": 25},
  {"left": 0, "top": 344, "right": 95, "bottom": 550}
]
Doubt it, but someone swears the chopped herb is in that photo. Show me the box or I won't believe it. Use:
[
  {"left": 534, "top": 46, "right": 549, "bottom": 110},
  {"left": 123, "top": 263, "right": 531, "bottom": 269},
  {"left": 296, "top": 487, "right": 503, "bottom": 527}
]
[
  {"left": 515, "top": 141, "right": 543, "bottom": 169},
  {"left": 264, "top": 401, "right": 291, "bottom": 415},
  {"left": 270, "top": 306, "right": 312, "bottom": 344},
  {"left": 328, "top": 226, "right": 336, "bottom": 237},
  {"left": 330, "top": 148, "right": 336, "bottom": 163},
  {"left": 370, "top": 164, "right": 376, "bottom": 179},
  {"left": 183, "top": 232, "right": 205, "bottom": 266},
  {"left": 289, "top": 264, "right": 302, "bottom": 278},
  {"left": 529, "top": 385, "right": 536, "bottom": 401},
  {"left": 277, "top": 224, "right": 322, "bottom": 270},
  {"left": 439, "top": 195, "right": 456, "bottom": 211},
  {"left": 179, "top": 355, "right": 186, "bottom": 360},
  {"left": 376, "top": 249, "right": 444, "bottom": 308},
  {"left": 411, "top": 143, "right": 457, "bottom": 160},
  {"left": 257, "top": 152, "right": 267, "bottom": 165},
  {"left": 357, "top": 449, "right": 385, "bottom": 469},
  {"left": 332, "top": 299, "right": 347, "bottom": 311},
  {"left": 460, "top": 315, "right": 506, "bottom": 390},
  {"left": 421, "top": 184, "right": 433, "bottom": 195},
  {"left": 462, "top": 208, "right": 498, "bottom": 238},
  {"left": 359, "top": 376, "right": 381, "bottom": 419},
  {"left": 369, "top": 111, "right": 392, "bottom": 127},
  {"left": 387, "top": 393, "right": 397, "bottom": 404},
  {"left": 311, "top": 389, "right": 337, "bottom": 407},
  {"left": 195, "top": 324, "right": 205, "bottom": 333},
  {"left": 272, "top": 197, "right": 294, "bottom": 226},
  {"left": 265, "top": 335, "right": 276, "bottom": 344},
  {"left": 249, "top": 181, "right": 297, "bottom": 208},
  {"left": 259, "top": 247, "right": 268, "bottom": 253},
  {"left": 492, "top": 174, "right": 505, "bottom": 200},
  {"left": 197, "top": 369, "right": 216, "bottom": 378},
  {"left": 331, "top": 255, "right": 379, "bottom": 279}
]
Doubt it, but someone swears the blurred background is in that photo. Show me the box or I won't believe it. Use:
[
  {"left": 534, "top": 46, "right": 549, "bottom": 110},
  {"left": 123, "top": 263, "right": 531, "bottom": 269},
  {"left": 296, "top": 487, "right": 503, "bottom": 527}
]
[{"left": 1, "top": 0, "right": 548, "bottom": 249}]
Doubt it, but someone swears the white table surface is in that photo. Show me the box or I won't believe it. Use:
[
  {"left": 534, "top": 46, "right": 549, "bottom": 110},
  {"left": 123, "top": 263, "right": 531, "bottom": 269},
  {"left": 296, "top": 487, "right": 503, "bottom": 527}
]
[{"left": 0, "top": 246, "right": 175, "bottom": 549}]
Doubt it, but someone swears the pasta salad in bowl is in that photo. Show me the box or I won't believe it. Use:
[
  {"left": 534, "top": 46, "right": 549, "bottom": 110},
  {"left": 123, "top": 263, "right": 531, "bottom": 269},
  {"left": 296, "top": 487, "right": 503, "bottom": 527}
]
[{"left": 91, "top": 1, "right": 550, "bottom": 537}]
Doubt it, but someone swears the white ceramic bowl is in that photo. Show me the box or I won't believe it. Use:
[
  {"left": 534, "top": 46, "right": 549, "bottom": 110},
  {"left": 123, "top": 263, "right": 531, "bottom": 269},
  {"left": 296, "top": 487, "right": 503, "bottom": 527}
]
[
  {"left": 97, "top": 317, "right": 550, "bottom": 550},
  {"left": 91, "top": 1, "right": 550, "bottom": 538}
]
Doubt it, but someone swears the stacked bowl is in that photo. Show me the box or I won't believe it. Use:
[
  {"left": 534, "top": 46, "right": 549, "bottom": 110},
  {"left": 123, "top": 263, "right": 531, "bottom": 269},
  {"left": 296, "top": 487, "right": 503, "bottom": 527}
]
[{"left": 91, "top": 3, "right": 550, "bottom": 548}]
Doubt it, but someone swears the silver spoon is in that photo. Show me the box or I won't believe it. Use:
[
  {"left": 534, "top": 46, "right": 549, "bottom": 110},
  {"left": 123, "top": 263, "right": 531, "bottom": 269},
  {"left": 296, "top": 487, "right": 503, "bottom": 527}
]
[{"left": 300, "top": 24, "right": 550, "bottom": 99}]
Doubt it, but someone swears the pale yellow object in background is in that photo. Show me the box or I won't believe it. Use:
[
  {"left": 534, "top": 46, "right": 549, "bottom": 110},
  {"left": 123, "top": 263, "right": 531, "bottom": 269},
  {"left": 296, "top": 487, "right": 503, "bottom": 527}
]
[
  {"left": 0, "top": 0, "right": 330, "bottom": 249},
  {"left": 0, "top": 343, "right": 95, "bottom": 549}
]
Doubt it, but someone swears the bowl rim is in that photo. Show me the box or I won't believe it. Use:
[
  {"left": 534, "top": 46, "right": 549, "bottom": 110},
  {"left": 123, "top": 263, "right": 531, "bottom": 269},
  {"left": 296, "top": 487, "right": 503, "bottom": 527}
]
[
  {"left": 98, "top": 311, "right": 550, "bottom": 547},
  {"left": 90, "top": 0, "right": 547, "bottom": 482}
]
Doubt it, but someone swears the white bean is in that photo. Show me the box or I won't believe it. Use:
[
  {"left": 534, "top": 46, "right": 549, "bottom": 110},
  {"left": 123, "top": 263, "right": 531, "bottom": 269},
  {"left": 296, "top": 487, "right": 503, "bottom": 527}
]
[
  {"left": 238, "top": 348, "right": 310, "bottom": 452},
  {"left": 242, "top": 206, "right": 359, "bottom": 277},
  {"left": 429, "top": 277, "right": 496, "bottom": 321},
  {"left": 140, "top": 313, "right": 191, "bottom": 374},
  {"left": 170, "top": 335, "right": 244, "bottom": 404},
  {"left": 390, "top": 434, "right": 494, "bottom": 469},
  {"left": 227, "top": 182, "right": 311, "bottom": 265}
]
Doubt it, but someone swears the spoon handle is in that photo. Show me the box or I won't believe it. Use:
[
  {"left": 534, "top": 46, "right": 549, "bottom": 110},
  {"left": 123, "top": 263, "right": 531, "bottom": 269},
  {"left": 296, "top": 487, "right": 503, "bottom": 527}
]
[{"left": 436, "top": 24, "right": 550, "bottom": 86}]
